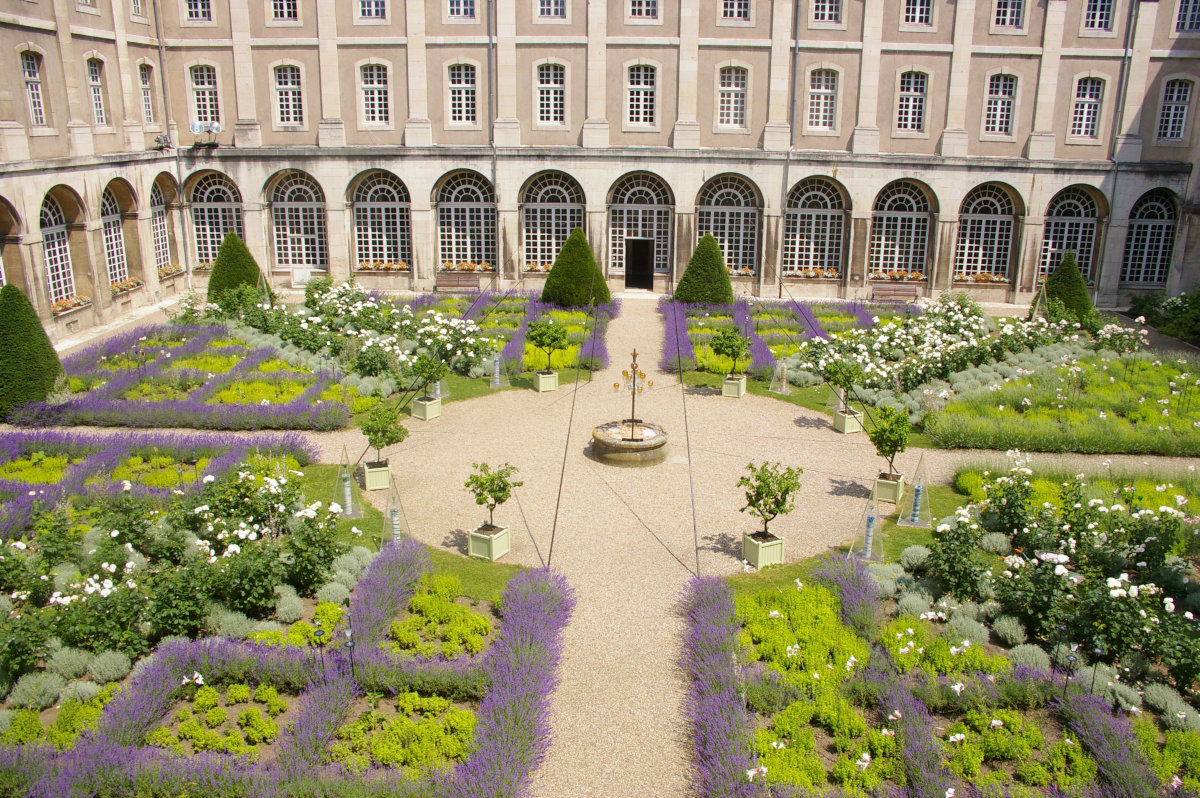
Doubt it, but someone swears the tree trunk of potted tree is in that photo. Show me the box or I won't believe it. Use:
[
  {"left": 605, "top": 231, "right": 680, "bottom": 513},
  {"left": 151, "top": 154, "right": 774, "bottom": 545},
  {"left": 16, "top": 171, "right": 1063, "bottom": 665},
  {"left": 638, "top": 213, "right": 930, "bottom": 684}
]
[{"left": 824, "top": 361, "right": 864, "bottom": 434}]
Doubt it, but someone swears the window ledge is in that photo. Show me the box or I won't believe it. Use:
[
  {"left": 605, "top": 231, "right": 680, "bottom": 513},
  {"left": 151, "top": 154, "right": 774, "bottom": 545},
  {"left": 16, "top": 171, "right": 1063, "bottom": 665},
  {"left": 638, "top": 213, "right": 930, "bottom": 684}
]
[
  {"left": 979, "top": 132, "right": 1016, "bottom": 142},
  {"left": 802, "top": 128, "right": 840, "bottom": 136},
  {"left": 1064, "top": 136, "right": 1103, "bottom": 146},
  {"left": 809, "top": 20, "right": 847, "bottom": 31},
  {"left": 625, "top": 17, "right": 663, "bottom": 25},
  {"left": 29, "top": 127, "right": 60, "bottom": 137},
  {"left": 893, "top": 129, "right": 928, "bottom": 139},
  {"left": 898, "top": 23, "right": 935, "bottom": 33}
]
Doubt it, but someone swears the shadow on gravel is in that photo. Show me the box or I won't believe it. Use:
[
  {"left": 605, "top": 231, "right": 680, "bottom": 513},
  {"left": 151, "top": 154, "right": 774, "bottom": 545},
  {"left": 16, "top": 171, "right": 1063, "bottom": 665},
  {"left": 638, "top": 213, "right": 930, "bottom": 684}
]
[
  {"left": 828, "top": 478, "right": 871, "bottom": 498},
  {"left": 702, "top": 531, "right": 743, "bottom": 560},
  {"left": 684, "top": 385, "right": 721, "bottom": 396},
  {"left": 792, "top": 416, "right": 828, "bottom": 429},
  {"left": 442, "top": 528, "right": 469, "bottom": 555}
]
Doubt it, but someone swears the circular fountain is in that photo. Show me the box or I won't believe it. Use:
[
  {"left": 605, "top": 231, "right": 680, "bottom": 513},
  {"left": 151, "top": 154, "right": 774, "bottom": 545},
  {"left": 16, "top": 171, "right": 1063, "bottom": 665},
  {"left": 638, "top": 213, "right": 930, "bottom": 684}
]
[{"left": 590, "top": 348, "right": 668, "bottom": 466}]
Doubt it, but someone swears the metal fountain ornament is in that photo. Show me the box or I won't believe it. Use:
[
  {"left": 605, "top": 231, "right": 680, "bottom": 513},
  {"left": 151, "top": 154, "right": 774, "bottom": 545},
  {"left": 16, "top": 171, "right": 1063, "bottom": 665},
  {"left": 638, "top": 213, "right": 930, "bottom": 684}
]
[{"left": 591, "top": 348, "right": 669, "bottom": 466}]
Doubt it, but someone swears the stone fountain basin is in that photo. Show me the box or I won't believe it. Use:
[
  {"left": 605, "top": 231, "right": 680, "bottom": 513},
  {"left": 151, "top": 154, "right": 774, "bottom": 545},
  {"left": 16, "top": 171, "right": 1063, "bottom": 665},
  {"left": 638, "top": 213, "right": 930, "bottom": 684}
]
[{"left": 591, "top": 421, "right": 669, "bottom": 466}]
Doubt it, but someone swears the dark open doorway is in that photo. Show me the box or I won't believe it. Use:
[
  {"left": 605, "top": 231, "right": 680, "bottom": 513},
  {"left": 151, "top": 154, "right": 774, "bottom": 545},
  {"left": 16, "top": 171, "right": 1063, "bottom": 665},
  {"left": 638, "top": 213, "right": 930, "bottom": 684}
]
[{"left": 624, "top": 238, "right": 654, "bottom": 290}]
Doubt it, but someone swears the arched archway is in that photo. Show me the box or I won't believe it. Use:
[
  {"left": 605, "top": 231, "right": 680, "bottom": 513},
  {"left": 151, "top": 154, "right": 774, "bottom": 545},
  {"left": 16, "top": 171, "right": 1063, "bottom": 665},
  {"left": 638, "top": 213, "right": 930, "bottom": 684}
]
[
  {"left": 783, "top": 176, "right": 849, "bottom": 278},
  {"left": 607, "top": 171, "right": 673, "bottom": 281},
  {"left": 868, "top": 180, "right": 937, "bottom": 279},
  {"left": 696, "top": 174, "right": 762, "bottom": 277},
  {"left": 40, "top": 186, "right": 91, "bottom": 309},
  {"left": 100, "top": 178, "right": 142, "bottom": 290},
  {"left": 0, "top": 197, "right": 26, "bottom": 294},
  {"left": 434, "top": 170, "right": 496, "bottom": 270},
  {"left": 267, "top": 170, "right": 328, "bottom": 272},
  {"left": 149, "top": 173, "right": 181, "bottom": 277},
  {"left": 187, "top": 171, "right": 244, "bottom": 267},
  {"left": 520, "top": 171, "right": 585, "bottom": 273},
  {"left": 349, "top": 170, "right": 412, "bottom": 271},
  {"left": 953, "top": 183, "right": 1022, "bottom": 281}
]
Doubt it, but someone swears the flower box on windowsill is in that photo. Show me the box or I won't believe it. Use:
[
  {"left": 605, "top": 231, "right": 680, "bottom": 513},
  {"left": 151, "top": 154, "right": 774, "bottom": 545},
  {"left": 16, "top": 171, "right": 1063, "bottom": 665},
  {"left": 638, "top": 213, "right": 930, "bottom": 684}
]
[
  {"left": 439, "top": 262, "right": 495, "bottom": 273},
  {"left": 111, "top": 279, "right": 145, "bottom": 299},
  {"left": 157, "top": 265, "right": 185, "bottom": 281},
  {"left": 355, "top": 261, "right": 410, "bottom": 273},
  {"left": 867, "top": 272, "right": 926, "bottom": 283},
  {"left": 51, "top": 297, "right": 92, "bottom": 317},
  {"left": 523, "top": 263, "right": 552, "bottom": 274},
  {"left": 785, "top": 269, "right": 843, "bottom": 280}
]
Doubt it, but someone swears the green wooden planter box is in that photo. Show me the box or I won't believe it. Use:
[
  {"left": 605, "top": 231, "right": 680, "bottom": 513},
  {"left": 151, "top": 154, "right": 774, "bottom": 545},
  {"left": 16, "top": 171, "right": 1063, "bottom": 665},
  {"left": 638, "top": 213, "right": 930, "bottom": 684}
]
[
  {"left": 742, "top": 531, "right": 784, "bottom": 569},
  {"left": 722, "top": 375, "right": 747, "bottom": 398},
  {"left": 833, "top": 409, "right": 862, "bottom": 434},
  {"left": 363, "top": 462, "right": 391, "bottom": 491},
  {"left": 412, "top": 396, "right": 441, "bottom": 420},
  {"left": 873, "top": 474, "right": 905, "bottom": 504},
  {"left": 534, "top": 371, "right": 558, "bottom": 392},
  {"left": 468, "top": 525, "right": 510, "bottom": 561}
]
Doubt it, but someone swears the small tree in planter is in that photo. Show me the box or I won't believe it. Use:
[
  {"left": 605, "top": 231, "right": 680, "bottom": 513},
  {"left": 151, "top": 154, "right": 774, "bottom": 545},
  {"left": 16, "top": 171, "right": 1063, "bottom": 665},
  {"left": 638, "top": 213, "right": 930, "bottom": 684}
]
[
  {"left": 711, "top": 328, "right": 751, "bottom": 397},
  {"left": 867, "top": 405, "right": 910, "bottom": 503},
  {"left": 738, "top": 461, "right": 802, "bottom": 568},
  {"left": 465, "top": 462, "right": 524, "bottom": 561},
  {"left": 360, "top": 403, "right": 408, "bottom": 490},
  {"left": 410, "top": 354, "right": 447, "bottom": 420},
  {"left": 526, "top": 319, "right": 568, "bottom": 392},
  {"left": 822, "top": 359, "right": 865, "bottom": 433}
]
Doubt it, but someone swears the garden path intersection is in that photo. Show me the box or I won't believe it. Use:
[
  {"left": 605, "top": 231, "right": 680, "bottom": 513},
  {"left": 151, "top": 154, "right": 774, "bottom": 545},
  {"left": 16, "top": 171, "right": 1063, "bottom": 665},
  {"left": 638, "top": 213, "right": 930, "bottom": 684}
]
[{"left": 32, "top": 294, "right": 1199, "bottom": 798}]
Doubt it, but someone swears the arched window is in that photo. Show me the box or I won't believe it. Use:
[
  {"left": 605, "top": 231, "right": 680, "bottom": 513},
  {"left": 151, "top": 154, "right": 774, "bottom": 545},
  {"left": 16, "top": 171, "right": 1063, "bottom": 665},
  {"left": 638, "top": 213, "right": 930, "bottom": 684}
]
[
  {"left": 436, "top": 172, "right": 496, "bottom": 268},
  {"left": 150, "top": 184, "right": 173, "bottom": 272},
  {"left": 270, "top": 172, "right": 327, "bottom": 271},
  {"left": 783, "top": 178, "right": 846, "bottom": 276},
  {"left": 697, "top": 175, "right": 761, "bottom": 276},
  {"left": 1121, "top": 190, "right": 1177, "bottom": 285},
  {"left": 40, "top": 196, "right": 75, "bottom": 303},
  {"left": 1040, "top": 188, "right": 1099, "bottom": 279},
  {"left": 352, "top": 172, "right": 412, "bottom": 269},
  {"left": 521, "top": 172, "right": 584, "bottom": 271},
  {"left": 869, "top": 181, "right": 932, "bottom": 277},
  {"left": 190, "top": 173, "right": 243, "bottom": 266},
  {"left": 954, "top": 185, "right": 1016, "bottom": 279},
  {"left": 100, "top": 189, "right": 129, "bottom": 285},
  {"left": 608, "top": 173, "right": 672, "bottom": 273}
]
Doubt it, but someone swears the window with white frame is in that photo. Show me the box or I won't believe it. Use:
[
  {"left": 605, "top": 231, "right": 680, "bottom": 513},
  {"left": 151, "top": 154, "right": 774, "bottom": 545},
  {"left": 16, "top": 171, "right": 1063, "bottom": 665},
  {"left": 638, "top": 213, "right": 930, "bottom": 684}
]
[
  {"left": 1121, "top": 189, "right": 1177, "bottom": 285},
  {"left": 139, "top": 65, "right": 155, "bottom": 125},
  {"left": 191, "top": 65, "right": 220, "bottom": 123},
  {"left": 352, "top": 172, "right": 412, "bottom": 269},
  {"left": 783, "top": 177, "right": 845, "bottom": 276},
  {"left": 869, "top": 181, "right": 931, "bottom": 277},
  {"left": 1039, "top": 188, "right": 1098, "bottom": 279},
  {"left": 186, "top": 0, "right": 212, "bottom": 21},
  {"left": 1178, "top": 0, "right": 1200, "bottom": 32},
  {"left": 896, "top": 71, "right": 926, "bottom": 132},
  {"left": 448, "top": 0, "right": 474, "bottom": 17},
  {"left": 360, "top": 0, "right": 386, "bottom": 17},
  {"left": 629, "top": 0, "right": 658, "bottom": 18},
  {"left": 718, "top": 67, "right": 747, "bottom": 128},
  {"left": 272, "top": 0, "right": 297, "bottom": 20},
  {"left": 190, "top": 172, "right": 243, "bottom": 266},
  {"left": 275, "top": 65, "right": 303, "bottom": 125},
  {"left": 608, "top": 172, "right": 672, "bottom": 273},
  {"left": 984, "top": 74, "right": 1016, "bottom": 135},
  {"left": 539, "top": 0, "right": 566, "bottom": 17},
  {"left": 1070, "top": 77, "right": 1103, "bottom": 138},
  {"left": 150, "top": 184, "right": 172, "bottom": 272},
  {"left": 1084, "top": 0, "right": 1113, "bottom": 30},
  {"left": 271, "top": 172, "right": 328, "bottom": 271},
  {"left": 904, "top": 0, "right": 932, "bottom": 25},
  {"left": 954, "top": 185, "right": 1016, "bottom": 278},
  {"left": 436, "top": 171, "right": 497, "bottom": 268},
  {"left": 361, "top": 64, "right": 389, "bottom": 124},
  {"left": 1158, "top": 79, "right": 1192, "bottom": 141},
  {"left": 812, "top": 0, "right": 840, "bottom": 23},
  {"left": 722, "top": 0, "right": 750, "bottom": 21},
  {"left": 101, "top": 190, "right": 130, "bottom": 286},
  {"left": 87, "top": 59, "right": 107, "bottom": 127},
  {"left": 448, "top": 64, "right": 477, "bottom": 124},
  {"left": 40, "top": 197, "right": 76, "bottom": 303},
  {"left": 521, "top": 172, "right": 584, "bottom": 271},
  {"left": 994, "top": 0, "right": 1023, "bottom": 27},
  {"left": 537, "top": 64, "right": 566, "bottom": 124},
  {"left": 808, "top": 69, "right": 837, "bottom": 130},
  {"left": 131, "top": 0, "right": 143, "bottom": 14},
  {"left": 627, "top": 65, "right": 656, "bottom": 125},
  {"left": 697, "top": 175, "right": 760, "bottom": 276},
  {"left": 22, "top": 52, "right": 46, "bottom": 127}
]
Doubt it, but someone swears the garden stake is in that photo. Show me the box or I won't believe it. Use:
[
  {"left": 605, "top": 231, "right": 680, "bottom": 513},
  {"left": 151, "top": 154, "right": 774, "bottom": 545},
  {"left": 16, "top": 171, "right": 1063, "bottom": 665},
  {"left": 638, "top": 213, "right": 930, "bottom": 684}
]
[{"left": 1063, "top": 654, "right": 1078, "bottom": 699}]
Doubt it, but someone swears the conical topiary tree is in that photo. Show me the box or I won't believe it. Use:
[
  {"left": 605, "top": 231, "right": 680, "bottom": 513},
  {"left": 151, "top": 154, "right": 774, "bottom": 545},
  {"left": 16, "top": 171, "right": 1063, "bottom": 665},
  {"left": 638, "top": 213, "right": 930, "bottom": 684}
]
[
  {"left": 540, "top": 228, "right": 611, "bottom": 307},
  {"left": 1044, "top": 251, "right": 1093, "bottom": 322},
  {"left": 0, "top": 284, "right": 63, "bottom": 419},
  {"left": 674, "top": 234, "right": 734, "bottom": 304},
  {"left": 206, "top": 232, "right": 264, "bottom": 302}
]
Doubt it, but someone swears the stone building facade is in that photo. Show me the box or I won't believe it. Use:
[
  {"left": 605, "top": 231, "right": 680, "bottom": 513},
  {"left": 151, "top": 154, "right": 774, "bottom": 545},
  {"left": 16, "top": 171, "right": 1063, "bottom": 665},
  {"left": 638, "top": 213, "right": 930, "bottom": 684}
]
[{"left": 0, "top": 0, "right": 1197, "bottom": 338}]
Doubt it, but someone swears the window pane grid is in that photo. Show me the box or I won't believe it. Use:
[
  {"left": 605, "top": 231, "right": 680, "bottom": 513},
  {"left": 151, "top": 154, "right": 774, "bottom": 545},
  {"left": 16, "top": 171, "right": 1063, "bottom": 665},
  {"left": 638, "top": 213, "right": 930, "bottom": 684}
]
[
  {"left": 88, "top": 60, "right": 106, "bottom": 127},
  {"left": 361, "top": 65, "right": 389, "bottom": 123},
  {"left": 628, "top": 65, "right": 656, "bottom": 124},
  {"left": 783, "top": 179, "right": 846, "bottom": 275},
  {"left": 984, "top": 74, "right": 1015, "bottom": 134},
  {"left": 697, "top": 177, "right": 760, "bottom": 276},
  {"left": 718, "top": 68, "right": 747, "bottom": 128},
  {"left": 1121, "top": 192, "right": 1177, "bottom": 285},
  {"left": 812, "top": 0, "right": 840, "bottom": 22},
  {"left": 151, "top": 187, "right": 172, "bottom": 272},
  {"left": 538, "top": 64, "right": 566, "bottom": 124},
  {"left": 102, "top": 197, "right": 129, "bottom": 286},
  {"left": 140, "top": 65, "right": 154, "bottom": 125},
  {"left": 275, "top": 66, "right": 303, "bottom": 124},
  {"left": 23, "top": 53, "right": 45, "bottom": 127},
  {"left": 1178, "top": 0, "right": 1200, "bottom": 32},
  {"left": 272, "top": 0, "right": 297, "bottom": 19},
  {"left": 449, "top": 65, "right": 477, "bottom": 123},
  {"left": 1070, "top": 78, "right": 1103, "bottom": 137},
  {"left": 41, "top": 200, "right": 76, "bottom": 303},
  {"left": 1084, "top": 0, "right": 1112, "bottom": 29},
  {"left": 897, "top": 72, "right": 926, "bottom": 131},
  {"left": 904, "top": 0, "right": 931, "bottom": 25},
  {"left": 448, "top": 0, "right": 475, "bottom": 16},
  {"left": 360, "top": 0, "right": 386, "bottom": 17},
  {"left": 629, "top": 0, "right": 657, "bottom": 17},
  {"left": 186, "top": 0, "right": 211, "bottom": 21},
  {"left": 191, "top": 66, "right": 219, "bottom": 123},
  {"left": 994, "top": 0, "right": 1022, "bottom": 27},
  {"left": 132, "top": 0, "right": 143, "bottom": 14},
  {"left": 808, "top": 69, "right": 837, "bottom": 129},
  {"left": 608, "top": 174, "right": 672, "bottom": 273},
  {"left": 190, "top": 174, "right": 244, "bottom": 266},
  {"left": 437, "top": 173, "right": 496, "bottom": 267},
  {"left": 955, "top": 216, "right": 1013, "bottom": 276},
  {"left": 722, "top": 0, "right": 750, "bottom": 20},
  {"left": 353, "top": 174, "right": 412, "bottom": 267},
  {"left": 539, "top": 0, "right": 566, "bottom": 17},
  {"left": 1158, "top": 80, "right": 1191, "bottom": 141}
]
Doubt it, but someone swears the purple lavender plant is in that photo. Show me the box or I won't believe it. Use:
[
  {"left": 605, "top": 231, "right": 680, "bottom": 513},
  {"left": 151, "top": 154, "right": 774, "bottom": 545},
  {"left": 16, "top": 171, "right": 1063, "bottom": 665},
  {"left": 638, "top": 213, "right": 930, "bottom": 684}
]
[
  {"left": 812, "top": 554, "right": 881, "bottom": 638},
  {"left": 660, "top": 295, "right": 698, "bottom": 371},
  {"left": 790, "top": 302, "right": 830, "bottom": 340},
  {"left": 1054, "top": 690, "right": 1158, "bottom": 798},
  {"left": 347, "top": 536, "right": 430, "bottom": 649},
  {"left": 880, "top": 681, "right": 954, "bottom": 798}
]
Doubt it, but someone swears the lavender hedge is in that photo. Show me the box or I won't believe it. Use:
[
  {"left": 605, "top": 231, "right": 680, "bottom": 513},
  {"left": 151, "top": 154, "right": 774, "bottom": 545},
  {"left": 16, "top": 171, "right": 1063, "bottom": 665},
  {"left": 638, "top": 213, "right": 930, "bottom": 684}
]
[
  {"left": 1055, "top": 691, "right": 1158, "bottom": 798},
  {"left": 660, "top": 295, "right": 698, "bottom": 371},
  {"left": 790, "top": 302, "right": 829, "bottom": 340},
  {"left": 812, "top": 554, "right": 881, "bottom": 638}
]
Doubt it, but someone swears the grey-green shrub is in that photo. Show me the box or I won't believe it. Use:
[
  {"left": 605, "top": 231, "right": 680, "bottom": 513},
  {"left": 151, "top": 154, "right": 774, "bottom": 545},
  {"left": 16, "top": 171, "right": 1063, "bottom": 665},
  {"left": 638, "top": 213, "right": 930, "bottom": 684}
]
[
  {"left": 947, "top": 615, "right": 989, "bottom": 647},
  {"left": 9, "top": 672, "right": 65, "bottom": 710},
  {"left": 900, "top": 545, "right": 931, "bottom": 573},
  {"left": 1008, "top": 644, "right": 1051, "bottom": 673},
  {"left": 1050, "top": 642, "right": 1081, "bottom": 670},
  {"left": 155, "top": 635, "right": 188, "bottom": 652},
  {"left": 330, "top": 553, "right": 364, "bottom": 579},
  {"left": 274, "top": 584, "right": 304, "bottom": 623},
  {"left": 1143, "top": 682, "right": 1193, "bottom": 724},
  {"left": 332, "top": 570, "right": 358, "bottom": 590},
  {"left": 59, "top": 681, "right": 101, "bottom": 703},
  {"left": 873, "top": 577, "right": 898, "bottom": 597},
  {"left": 992, "top": 615, "right": 1027, "bottom": 647},
  {"left": 316, "top": 582, "right": 350, "bottom": 606},
  {"left": 897, "top": 590, "right": 932, "bottom": 617},
  {"left": 0, "top": 710, "right": 11, "bottom": 733},
  {"left": 87, "top": 651, "right": 132, "bottom": 683},
  {"left": 252, "top": 620, "right": 283, "bottom": 634},
  {"left": 977, "top": 579, "right": 996, "bottom": 601},
  {"left": 978, "top": 600, "right": 1003, "bottom": 622},
  {"left": 980, "top": 532, "right": 1012, "bottom": 555},
  {"left": 128, "top": 654, "right": 156, "bottom": 683},
  {"left": 47, "top": 647, "right": 92, "bottom": 680},
  {"left": 207, "top": 606, "right": 254, "bottom": 640},
  {"left": 350, "top": 546, "right": 375, "bottom": 570},
  {"left": 949, "top": 600, "right": 981, "bottom": 621}
]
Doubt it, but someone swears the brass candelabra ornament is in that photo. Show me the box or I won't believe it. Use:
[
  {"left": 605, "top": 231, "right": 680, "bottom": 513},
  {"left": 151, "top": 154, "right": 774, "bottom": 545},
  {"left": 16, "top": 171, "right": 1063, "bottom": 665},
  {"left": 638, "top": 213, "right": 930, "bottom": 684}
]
[{"left": 612, "top": 349, "right": 653, "bottom": 441}]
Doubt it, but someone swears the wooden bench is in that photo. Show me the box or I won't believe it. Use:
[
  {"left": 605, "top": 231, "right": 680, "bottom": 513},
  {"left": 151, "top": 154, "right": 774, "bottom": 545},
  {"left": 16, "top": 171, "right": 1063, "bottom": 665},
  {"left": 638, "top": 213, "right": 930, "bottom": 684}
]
[
  {"left": 434, "top": 272, "right": 483, "bottom": 292},
  {"left": 870, "top": 284, "right": 921, "bottom": 304}
]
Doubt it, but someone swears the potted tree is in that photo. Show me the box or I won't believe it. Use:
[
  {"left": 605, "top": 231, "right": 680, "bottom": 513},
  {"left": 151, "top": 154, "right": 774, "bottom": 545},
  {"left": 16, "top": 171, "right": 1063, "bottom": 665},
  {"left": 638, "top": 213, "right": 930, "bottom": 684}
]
[
  {"left": 465, "top": 462, "right": 523, "bottom": 561},
  {"left": 526, "top": 319, "right": 568, "bottom": 392},
  {"left": 823, "top": 360, "right": 864, "bottom": 434},
  {"left": 867, "top": 405, "right": 910, "bottom": 504},
  {"left": 712, "top": 328, "right": 751, "bottom": 398},
  {"left": 738, "top": 461, "right": 803, "bottom": 569},
  {"left": 410, "top": 354, "right": 446, "bottom": 421},
  {"left": 360, "top": 403, "right": 409, "bottom": 491}
]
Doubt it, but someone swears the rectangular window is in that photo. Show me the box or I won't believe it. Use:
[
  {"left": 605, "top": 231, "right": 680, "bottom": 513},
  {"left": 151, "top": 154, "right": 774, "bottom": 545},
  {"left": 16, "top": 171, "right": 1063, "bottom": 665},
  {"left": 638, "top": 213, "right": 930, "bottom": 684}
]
[
  {"left": 722, "top": 0, "right": 750, "bottom": 20},
  {"left": 275, "top": 65, "right": 303, "bottom": 125},
  {"left": 808, "top": 69, "right": 837, "bottom": 130},
  {"left": 627, "top": 65, "right": 656, "bottom": 125},
  {"left": 186, "top": 0, "right": 212, "bottom": 21},
  {"left": 449, "top": 64, "right": 477, "bottom": 123},
  {"left": 272, "top": 0, "right": 298, "bottom": 20},
  {"left": 994, "top": 0, "right": 1023, "bottom": 27},
  {"left": 1178, "top": 0, "right": 1200, "bottom": 32},
  {"left": 191, "top": 65, "right": 219, "bottom": 123},
  {"left": 718, "top": 67, "right": 747, "bottom": 127},
  {"left": 131, "top": 0, "right": 143, "bottom": 14},
  {"left": 904, "top": 0, "right": 932, "bottom": 25},
  {"left": 1083, "top": 0, "right": 1112, "bottom": 30},
  {"left": 896, "top": 71, "right": 926, "bottom": 131},
  {"left": 1158, "top": 79, "right": 1192, "bottom": 141},
  {"left": 87, "top": 59, "right": 107, "bottom": 127},
  {"left": 361, "top": 64, "right": 389, "bottom": 123},
  {"left": 812, "top": 0, "right": 840, "bottom": 23},
  {"left": 984, "top": 74, "right": 1015, "bottom": 134},
  {"left": 539, "top": 0, "right": 566, "bottom": 17},
  {"left": 140, "top": 64, "right": 155, "bottom": 125},
  {"left": 359, "top": 0, "right": 386, "bottom": 17},
  {"left": 1070, "top": 77, "right": 1103, "bottom": 138},
  {"left": 448, "top": 0, "right": 475, "bottom": 17},
  {"left": 629, "top": 0, "right": 658, "bottom": 18},
  {"left": 22, "top": 53, "right": 45, "bottom": 127},
  {"left": 537, "top": 64, "right": 566, "bottom": 124}
]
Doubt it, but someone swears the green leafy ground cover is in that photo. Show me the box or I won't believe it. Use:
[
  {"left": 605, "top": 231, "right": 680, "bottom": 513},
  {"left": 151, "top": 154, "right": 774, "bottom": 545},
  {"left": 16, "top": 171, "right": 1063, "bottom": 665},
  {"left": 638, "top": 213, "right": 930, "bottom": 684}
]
[
  {"left": 144, "top": 683, "right": 290, "bottom": 759},
  {"left": 331, "top": 691, "right": 476, "bottom": 774},
  {"left": 384, "top": 574, "right": 494, "bottom": 660}
]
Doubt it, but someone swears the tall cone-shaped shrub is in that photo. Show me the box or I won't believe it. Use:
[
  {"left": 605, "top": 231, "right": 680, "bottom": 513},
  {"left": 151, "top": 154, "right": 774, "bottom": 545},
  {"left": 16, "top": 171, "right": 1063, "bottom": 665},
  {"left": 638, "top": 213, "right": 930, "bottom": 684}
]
[
  {"left": 206, "top": 232, "right": 264, "bottom": 302},
  {"left": 1045, "top": 251, "right": 1093, "bottom": 321},
  {"left": 540, "top": 227, "right": 610, "bottom": 307},
  {"left": 675, "top": 234, "right": 733, "bottom": 304},
  {"left": 0, "top": 284, "right": 62, "bottom": 419}
]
